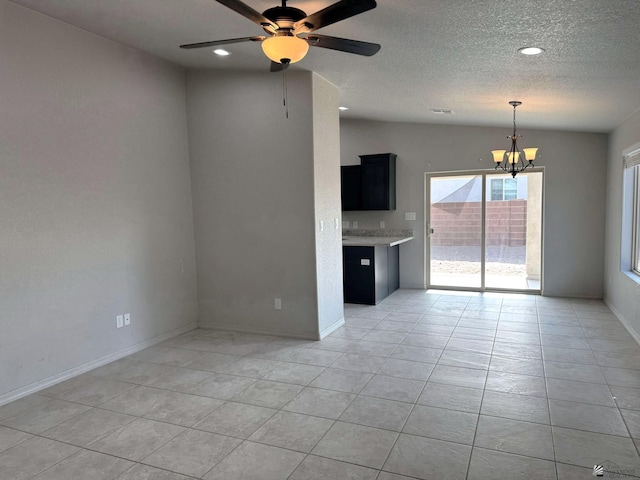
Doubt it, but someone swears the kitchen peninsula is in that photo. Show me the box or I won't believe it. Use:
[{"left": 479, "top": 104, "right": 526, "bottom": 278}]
[{"left": 342, "top": 229, "right": 413, "bottom": 305}]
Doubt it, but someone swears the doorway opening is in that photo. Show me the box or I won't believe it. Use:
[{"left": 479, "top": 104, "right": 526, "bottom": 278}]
[{"left": 427, "top": 170, "right": 543, "bottom": 293}]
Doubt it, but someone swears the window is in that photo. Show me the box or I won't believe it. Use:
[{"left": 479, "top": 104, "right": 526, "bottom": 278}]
[
  {"left": 631, "top": 165, "right": 640, "bottom": 275},
  {"left": 623, "top": 146, "right": 640, "bottom": 276},
  {"left": 490, "top": 178, "right": 517, "bottom": 201}
]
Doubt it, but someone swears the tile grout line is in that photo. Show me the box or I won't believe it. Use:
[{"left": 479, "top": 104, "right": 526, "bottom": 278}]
[
  {"left": 374, "top": 294, "right": 455, "bottom": 479},
  {"left": 463, "top": 297, "right": 502, "bottom": 480},
  {"left": 538, "top": 302, "right": 560, "bottom": 480}
]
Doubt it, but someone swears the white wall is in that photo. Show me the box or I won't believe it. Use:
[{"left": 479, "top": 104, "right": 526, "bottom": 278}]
[
  {"left": 341, "top": 119, "right": 607, "bottom": 298},
  {"left": 187, "top": 69, "right": 343, "bottom": 339},
  {"left": 604, "top": 109, "right": 640, "bottom": 340},
  {"left": 0, "top": 1, "right": 198, "bottom": 402}
]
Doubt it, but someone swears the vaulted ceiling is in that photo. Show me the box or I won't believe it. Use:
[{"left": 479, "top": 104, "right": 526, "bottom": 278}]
[{"left": 11, "top": 0, "right": 640, "bottom": 132}]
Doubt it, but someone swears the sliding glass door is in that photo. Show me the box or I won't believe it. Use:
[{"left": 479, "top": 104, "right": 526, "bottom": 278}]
[
  {"left": 427, "top": 170, "right": 543, "bottom": 292},
  {"left": 428, "top": 174, "right": 483, "bottom": 288}
]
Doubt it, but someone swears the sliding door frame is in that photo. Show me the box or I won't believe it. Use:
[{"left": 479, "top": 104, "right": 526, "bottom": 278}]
[{"left": 425, "top": 168, "right": 544, "bottom": 294}]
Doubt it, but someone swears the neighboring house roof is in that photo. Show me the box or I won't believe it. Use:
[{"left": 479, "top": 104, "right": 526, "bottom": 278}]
[{"left": 433, "top": 177, "right": 482, "bottom": 204}]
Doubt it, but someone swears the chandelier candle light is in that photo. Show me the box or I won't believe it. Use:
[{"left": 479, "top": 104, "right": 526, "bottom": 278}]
[{"left": 491, "top": 101, "right": 539, "bottom": 178}]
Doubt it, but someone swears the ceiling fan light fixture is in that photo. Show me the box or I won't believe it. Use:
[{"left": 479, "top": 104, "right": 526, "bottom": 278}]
[{"left": 261, "top": 35, "right": 309, "bottom": 64}]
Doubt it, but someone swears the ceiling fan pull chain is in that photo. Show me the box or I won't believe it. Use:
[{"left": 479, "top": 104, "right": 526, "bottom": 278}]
[{"left": 282, "top": 65, "right": 289, "bottom": 119}]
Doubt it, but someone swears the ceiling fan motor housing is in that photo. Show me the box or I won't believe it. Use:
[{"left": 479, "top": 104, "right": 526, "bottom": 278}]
[{"left": 262, "top": 6, "right": 307, "bottom": 33}]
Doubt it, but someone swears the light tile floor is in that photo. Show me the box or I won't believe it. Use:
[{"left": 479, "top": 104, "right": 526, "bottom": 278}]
[{"left": 2, "top": 289, "right": 640, "bottom": 479}]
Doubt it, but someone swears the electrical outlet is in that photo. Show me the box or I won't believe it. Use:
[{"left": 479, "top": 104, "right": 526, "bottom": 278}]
[
  {"left": 274, "top": 298, "right": 282, "bottom": 310},
  {"left": 405, "top": 212, "right": 417, "bottom": 221},
  {"left": 124, "top": 313, "right": 131, "bottom": 326},
  {"left": 116, "top": 315, "right": 124, "bottom": 328},
  {"left": 380, "top": 221, "right": 385, "bottom": 229}
]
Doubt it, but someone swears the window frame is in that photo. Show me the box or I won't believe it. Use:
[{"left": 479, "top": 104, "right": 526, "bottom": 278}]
[
  {"left": 622, "top": 144, "right": 640, "bottom": 280},
  {"left": 632, "top": 165, "right": 640, "bottom": 276}
]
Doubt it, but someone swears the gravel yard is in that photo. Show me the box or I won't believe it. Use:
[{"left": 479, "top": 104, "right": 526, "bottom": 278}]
[{"left": 431, "top": 260, "right": 526, "bottom": 276}]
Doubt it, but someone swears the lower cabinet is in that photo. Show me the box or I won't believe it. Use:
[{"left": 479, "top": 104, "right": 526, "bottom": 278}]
[{"left": 343, "top": 245, "right": 400, "bottom": 305}]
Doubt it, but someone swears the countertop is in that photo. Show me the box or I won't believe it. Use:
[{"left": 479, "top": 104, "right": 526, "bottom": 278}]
[{"left": 342, "top": 229, "right": 414, "bottom": 247}]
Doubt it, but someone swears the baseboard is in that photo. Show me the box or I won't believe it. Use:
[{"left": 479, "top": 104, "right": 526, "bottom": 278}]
[
  {"left": 198, "top": 321, "right": 318, "bottom": 341},
  {"left": 540, "top": 291, "right": 603, "bottom": 299},
  {"left": 319, "top": 317, "right": 345, "bottom": 340},
  {"left": 0, "top": 322, "right": 197, "bottom": 407},
  {"left": 605, "top": 300, "right": 640, "bottom": 347}
]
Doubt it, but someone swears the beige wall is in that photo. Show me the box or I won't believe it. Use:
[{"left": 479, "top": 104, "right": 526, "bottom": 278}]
[{"left": 0, "top": 1, "right": 198, "bottom": 402}]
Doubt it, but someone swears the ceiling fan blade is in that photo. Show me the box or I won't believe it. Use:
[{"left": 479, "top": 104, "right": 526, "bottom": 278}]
[
  {"left": 180, "top": 36, "right": 265, "bottom": 49},
  {"left": 295, "top": 0, "right": 376, "bottom": 32},
  {"left": 306, "top": 34, "right": 381, "bottom": 56},
  {"left": 269, "top": 61, "right": 291, "bottom": 72},
  {"left": 215, "top": 0, "right": 277, "bottom": 29}
]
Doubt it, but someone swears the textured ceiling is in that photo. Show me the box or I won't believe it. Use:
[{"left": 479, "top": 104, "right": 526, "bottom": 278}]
[{"left": 10, "top": 0, "right": 640, "bottom": 132}]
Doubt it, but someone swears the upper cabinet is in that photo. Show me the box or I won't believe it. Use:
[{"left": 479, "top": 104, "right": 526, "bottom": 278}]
[
  {"left": 360, "top": 153, "right": 396, "bottom": 210},
  {"left": 341, "top": 153, "right": 397, "bottom": 211}
]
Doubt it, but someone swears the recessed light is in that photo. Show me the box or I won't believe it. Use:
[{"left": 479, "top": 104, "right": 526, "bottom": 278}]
[
  {"left": 518, "top": 46, "right": 545, "bottom": 55},
  {"left": 213, "top": 49, "right": 230, "bottom": 56},
  {"left": 339, "top": 106, "right": 349, "bottom": 111}
]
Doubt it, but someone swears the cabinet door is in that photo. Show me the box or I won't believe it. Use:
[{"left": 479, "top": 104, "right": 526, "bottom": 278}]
[
  {"left": 360, "top": 154, "right": 396, "bottom": 210},
  {"left": 340, "top": 165, "right": 362, "bottom": 211},
  {"left": 343, "top": 246, "right": 375, "bottom": 304}
]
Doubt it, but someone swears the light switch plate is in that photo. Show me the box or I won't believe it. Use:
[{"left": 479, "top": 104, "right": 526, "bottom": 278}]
[
  {"left": 380, "top": 221, "right": 385, "bottom": 229},
  {"left": 361, "top": 259, "right": 371, "bottom": 266},
  {"left": 405, "top": 212, "right": 417, "bottom": 221},
  {"left": 116, "top": 315, "right": 124, "bottom": 328},
  {"left": 353, "top": 221, "right": 359, "bottom": 228},
  {"left": 342, "top": 220, "right": 350, "bottom": 229},
  {"left": 124, "top": 313, "right": 130, "bottom": 326}
]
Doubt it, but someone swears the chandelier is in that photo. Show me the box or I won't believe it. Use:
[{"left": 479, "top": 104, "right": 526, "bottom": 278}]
[{"left": 491, "top": 101, "right": 538, "bottom": 178}]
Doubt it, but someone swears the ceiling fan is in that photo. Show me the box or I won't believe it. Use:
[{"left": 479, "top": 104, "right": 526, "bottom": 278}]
[{"left": 180, "top": 0, "right": 381, "bottom": 71}]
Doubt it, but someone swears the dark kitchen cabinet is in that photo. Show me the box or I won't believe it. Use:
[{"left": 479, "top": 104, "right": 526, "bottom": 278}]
[
  {"left": 343, "top": 245, "right": 400, "bottom": 305},
  {"left": 340, "top": 165, "right": 362, "bottom": 211},
  {"left": 340, "top": 153, "right": 397, "bottom": 211},
  {"left": 360, "top": 153, "right": 396, "bottom": 210}
]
